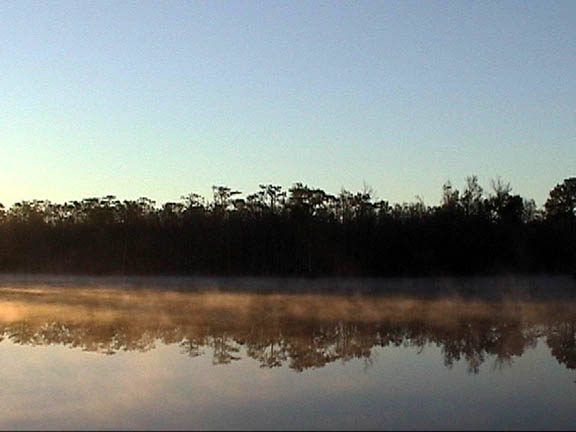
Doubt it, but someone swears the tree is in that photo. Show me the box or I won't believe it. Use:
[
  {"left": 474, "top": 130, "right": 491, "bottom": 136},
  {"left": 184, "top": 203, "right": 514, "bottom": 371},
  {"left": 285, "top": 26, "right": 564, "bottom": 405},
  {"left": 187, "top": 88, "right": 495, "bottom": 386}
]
[
  {"left": 486, "top": 178, "right": 523, "bottom": 223},
  {"left": 441, "top": 180, "right": 461, "bottom": 212},
  {"left": 211, "top": 186, "right": 241, "bottom": 212},
  {"left": 461, "top": 175, "right": 485, "bottom": 217},
  {"left": 259, "top": 184, "right": 286, "bottom": 214},
  {"left": 545, "top": 178, "right": 576, "bottom": 219},
  {"left": 521, "top": 198, "right": 540, "bottom": 223}
]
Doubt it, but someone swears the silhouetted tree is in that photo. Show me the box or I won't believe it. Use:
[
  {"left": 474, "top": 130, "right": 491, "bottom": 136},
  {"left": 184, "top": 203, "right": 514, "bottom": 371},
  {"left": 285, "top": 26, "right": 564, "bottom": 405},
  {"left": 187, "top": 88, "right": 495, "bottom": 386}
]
[{"left": 545, "top": 178, "right": 576, "bottom": 219}]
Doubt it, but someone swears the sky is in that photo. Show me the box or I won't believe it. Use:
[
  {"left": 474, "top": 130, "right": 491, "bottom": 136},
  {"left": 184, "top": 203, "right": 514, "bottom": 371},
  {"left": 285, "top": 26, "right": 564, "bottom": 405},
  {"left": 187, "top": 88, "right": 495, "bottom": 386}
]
[{"left": 1, "top": 0, "right": 574, "bottom": 208}]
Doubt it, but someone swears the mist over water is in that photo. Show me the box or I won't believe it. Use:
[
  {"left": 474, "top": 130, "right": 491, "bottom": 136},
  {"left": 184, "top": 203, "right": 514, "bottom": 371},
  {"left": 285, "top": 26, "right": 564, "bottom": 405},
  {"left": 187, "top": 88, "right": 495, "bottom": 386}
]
[{"left": 0, "top": 275, "right": 575, "bottom": 430}]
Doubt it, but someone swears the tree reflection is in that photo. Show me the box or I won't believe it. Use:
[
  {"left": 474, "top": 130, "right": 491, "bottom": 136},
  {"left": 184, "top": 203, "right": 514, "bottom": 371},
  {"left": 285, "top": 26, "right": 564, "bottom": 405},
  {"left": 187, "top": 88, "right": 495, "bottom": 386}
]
[
  {"left": 546, "top": 322, "right": 576, "bottom": 370},
  {"left": 0, "top": 286, "right": 575, "bottom": 375}
]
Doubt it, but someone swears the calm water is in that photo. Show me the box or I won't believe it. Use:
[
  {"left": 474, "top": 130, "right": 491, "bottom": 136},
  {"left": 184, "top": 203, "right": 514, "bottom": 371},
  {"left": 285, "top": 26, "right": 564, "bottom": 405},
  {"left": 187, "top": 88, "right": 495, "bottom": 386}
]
[{"left": 0, "top": 275, "right": 575, "bottom": 430}]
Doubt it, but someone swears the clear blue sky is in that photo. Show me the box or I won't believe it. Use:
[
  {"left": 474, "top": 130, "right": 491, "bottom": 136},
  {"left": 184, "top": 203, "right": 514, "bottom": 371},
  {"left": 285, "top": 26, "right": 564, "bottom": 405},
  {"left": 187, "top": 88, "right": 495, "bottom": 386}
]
[{"left": 1, "top": 0, "right": 574, "bottom": 207}]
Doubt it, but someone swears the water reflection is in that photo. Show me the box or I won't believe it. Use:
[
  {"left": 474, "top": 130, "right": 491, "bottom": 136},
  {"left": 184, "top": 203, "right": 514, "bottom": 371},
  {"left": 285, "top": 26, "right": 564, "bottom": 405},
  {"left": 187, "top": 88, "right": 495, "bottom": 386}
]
[{"left": 0, "top": 279, "right": 575, "bottom": 375}]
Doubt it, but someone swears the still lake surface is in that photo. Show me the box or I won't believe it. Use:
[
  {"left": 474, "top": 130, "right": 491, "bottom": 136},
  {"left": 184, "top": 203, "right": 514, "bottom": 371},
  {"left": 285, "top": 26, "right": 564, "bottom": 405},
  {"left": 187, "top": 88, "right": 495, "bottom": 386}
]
[{"left": 0, "top": 275, "right": 575, "bottom": 430}]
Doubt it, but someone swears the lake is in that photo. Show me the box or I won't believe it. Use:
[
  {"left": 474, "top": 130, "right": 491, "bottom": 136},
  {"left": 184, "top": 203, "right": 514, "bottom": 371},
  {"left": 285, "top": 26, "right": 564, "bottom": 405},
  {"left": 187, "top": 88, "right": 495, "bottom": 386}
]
[{"left": 0, "top": 275, "right": 575, "bottom": 430}]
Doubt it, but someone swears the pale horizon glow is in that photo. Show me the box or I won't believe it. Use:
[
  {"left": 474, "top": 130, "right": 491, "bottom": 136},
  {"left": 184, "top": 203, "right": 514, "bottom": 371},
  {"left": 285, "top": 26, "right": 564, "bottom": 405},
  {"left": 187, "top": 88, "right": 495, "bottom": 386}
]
[{"left": 1, "top": 0, "right": 575, "bottom": 208}]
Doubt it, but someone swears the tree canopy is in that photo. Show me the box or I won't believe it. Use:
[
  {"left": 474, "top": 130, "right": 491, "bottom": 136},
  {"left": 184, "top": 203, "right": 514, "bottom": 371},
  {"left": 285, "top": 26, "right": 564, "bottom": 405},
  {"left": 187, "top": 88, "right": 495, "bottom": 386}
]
[
  {"left": 0, "top": 177, "right": 573, "bottom": 276},
  {"left": 545, "top": 178, "right": 576, "bottom": 219}
]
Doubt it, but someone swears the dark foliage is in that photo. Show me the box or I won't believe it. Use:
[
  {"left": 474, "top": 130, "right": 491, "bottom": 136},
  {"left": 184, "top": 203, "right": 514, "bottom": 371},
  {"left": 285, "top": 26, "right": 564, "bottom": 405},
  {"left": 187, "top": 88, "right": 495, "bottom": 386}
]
[{"left": 0, "top": 177, "right": 574, "bottom": 276}]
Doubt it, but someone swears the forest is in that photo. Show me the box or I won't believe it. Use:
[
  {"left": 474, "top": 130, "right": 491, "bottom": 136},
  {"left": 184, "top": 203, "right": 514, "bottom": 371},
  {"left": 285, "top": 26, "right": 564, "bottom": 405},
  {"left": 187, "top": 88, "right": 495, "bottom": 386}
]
[{"left": 0, "top": 176, "right": 574, "bottom": 276}]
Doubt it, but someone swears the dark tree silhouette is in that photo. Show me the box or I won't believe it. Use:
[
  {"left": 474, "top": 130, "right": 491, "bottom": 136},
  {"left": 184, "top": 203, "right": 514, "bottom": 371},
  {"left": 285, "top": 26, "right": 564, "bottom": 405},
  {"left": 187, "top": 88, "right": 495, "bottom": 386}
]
[
  {"left": 0, "top": 177, "right": 574, "bottom": 276},
  {"left": 545, "top": 178, "right": 576, "bottom": 219}
]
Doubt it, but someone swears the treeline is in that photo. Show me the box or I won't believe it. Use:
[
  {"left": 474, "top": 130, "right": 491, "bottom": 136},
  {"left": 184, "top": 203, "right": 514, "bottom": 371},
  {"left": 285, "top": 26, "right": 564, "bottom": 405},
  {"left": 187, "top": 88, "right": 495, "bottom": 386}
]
[{"left": 0, "top": 176, "right": 574, "bottom": 276}]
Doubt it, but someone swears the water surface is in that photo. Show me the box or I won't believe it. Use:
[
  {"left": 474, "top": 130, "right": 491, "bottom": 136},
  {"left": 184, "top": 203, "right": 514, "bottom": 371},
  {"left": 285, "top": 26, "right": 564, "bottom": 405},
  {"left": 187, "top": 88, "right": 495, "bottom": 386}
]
[{"left": 0, "top": 275, "right": 575, "bottom": 430}]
